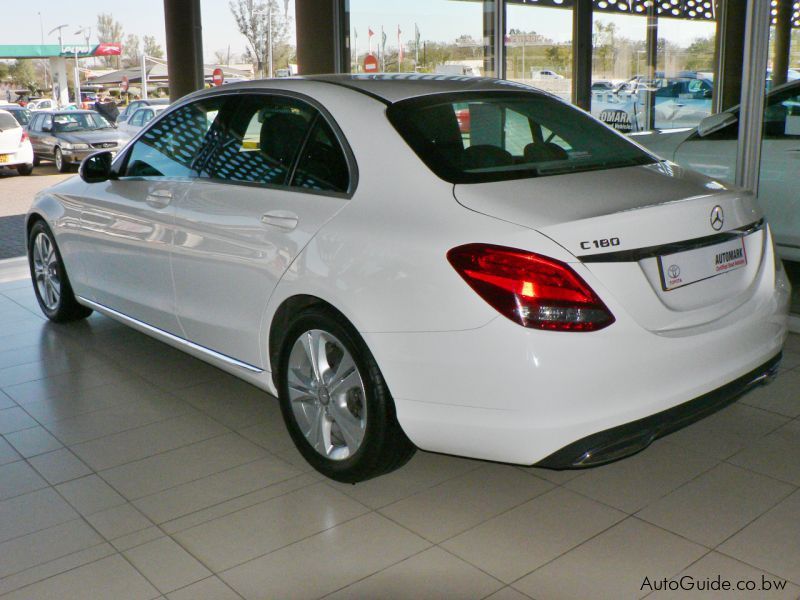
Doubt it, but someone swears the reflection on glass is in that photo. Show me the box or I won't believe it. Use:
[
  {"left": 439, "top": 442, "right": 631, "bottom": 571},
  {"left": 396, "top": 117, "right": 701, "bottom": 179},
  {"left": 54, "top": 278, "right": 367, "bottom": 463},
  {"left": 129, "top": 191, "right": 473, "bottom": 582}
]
[
  {"left": 763, "top": 7, "right": 800, "bottom": 312},
  {"left": 346, "top": 0, "right": 490, "bottom": 76},
  {"left": 505, "top": 4, "right": 573, "bottom": 101},
  {"left": 589, "top": 12, "right": 717, "bottom": 134}
]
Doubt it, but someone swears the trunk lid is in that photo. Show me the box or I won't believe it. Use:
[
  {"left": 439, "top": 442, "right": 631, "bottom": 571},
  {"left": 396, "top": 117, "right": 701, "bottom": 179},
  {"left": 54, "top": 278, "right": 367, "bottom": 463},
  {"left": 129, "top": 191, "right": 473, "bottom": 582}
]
[
  {"left": 454, "top": 163, "right": 766, "bottom": 332},
  {"left": 0, "top": 125, "right": 22, "bottom": 154}
]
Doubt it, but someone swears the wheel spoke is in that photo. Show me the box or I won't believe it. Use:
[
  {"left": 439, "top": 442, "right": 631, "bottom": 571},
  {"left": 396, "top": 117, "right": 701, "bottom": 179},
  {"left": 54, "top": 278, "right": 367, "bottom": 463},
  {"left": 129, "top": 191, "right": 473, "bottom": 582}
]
[
  {"left": 329, "top": 369, "right": 359, "bottom": 396},
  {"left": 300, "top": 331, "right": 323, "bottom": 384},
  {"left": 330, "top": 402, "right": 364, "bottom": 455}
]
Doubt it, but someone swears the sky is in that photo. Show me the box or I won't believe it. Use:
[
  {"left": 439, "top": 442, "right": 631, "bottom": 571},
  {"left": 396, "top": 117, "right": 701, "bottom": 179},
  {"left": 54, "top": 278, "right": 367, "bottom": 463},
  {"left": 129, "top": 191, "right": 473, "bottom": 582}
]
[{"left": 2, "top": 0, "right": 715, "bottom": 64}]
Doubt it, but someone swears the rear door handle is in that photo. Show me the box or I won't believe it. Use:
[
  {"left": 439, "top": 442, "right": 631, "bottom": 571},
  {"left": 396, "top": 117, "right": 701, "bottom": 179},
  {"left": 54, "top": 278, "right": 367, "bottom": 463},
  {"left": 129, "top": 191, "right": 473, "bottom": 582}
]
[
  {"left": 145, "top": 189, "right": 173, "bottom": 208},
  {"left": 261, "top": 210, "right": 299, "bottom": 231}
]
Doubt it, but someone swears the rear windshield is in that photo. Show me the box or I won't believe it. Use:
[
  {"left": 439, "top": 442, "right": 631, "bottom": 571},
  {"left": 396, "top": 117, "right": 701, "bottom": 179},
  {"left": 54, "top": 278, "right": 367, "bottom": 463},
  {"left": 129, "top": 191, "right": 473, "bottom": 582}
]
[
  {"left": 53, "top": 112, "right": 113, "bottom": 132},
  {"left": 7, "top": 109, "right": 31, "bottom": 126},
  {"left": 387, "top": 91, "right": 657, "bottom": 184},
  {"left": 0, "top": 113, "right": 18, "bottom": 130}
]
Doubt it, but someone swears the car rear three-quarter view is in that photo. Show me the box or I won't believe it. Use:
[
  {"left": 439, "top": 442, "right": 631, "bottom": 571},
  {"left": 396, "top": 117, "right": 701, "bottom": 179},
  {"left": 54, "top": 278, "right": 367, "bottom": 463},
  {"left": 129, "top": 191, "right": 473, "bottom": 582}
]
[{"left": 26, "top": 75, "right": 791, "bottom": 483}]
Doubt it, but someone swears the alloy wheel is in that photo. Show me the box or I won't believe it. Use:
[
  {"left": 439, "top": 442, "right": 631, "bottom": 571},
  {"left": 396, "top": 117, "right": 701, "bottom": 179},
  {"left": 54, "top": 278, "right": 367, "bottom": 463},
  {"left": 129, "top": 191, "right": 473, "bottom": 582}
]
[
  {"left": 32, "top": 232, "right": 61, "bottom": 311},
  {"left": 286, "top": 329, "right": 367, "bottom": 460}
]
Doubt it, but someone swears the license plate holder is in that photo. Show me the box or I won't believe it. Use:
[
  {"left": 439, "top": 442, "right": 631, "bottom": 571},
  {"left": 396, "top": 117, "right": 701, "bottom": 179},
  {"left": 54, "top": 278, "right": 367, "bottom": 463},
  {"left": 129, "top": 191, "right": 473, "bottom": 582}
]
[{"left": 658, "top": 237, "right": 748, "bottom": 291}]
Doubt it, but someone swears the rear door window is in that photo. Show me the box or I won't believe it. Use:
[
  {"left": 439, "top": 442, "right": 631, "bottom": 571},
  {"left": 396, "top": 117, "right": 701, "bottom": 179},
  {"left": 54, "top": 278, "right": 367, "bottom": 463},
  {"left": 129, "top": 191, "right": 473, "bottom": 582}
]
[
  {"left": 204, "top": 94, "right": 315, "bottom": 186},
  {"left": 291, "top": 118, "right": 350, "bottom": 193}
]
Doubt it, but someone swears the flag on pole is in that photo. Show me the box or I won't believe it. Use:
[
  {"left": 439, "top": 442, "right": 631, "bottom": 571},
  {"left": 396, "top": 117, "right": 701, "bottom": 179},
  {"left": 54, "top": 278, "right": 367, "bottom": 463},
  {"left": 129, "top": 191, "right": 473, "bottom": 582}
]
[
  {"left": 397, "top": 25, "right": 403, "bottom": 69},
  {"left": 415, "top": 23, "right": 420, "bottom": 68},
  {"left": 381, "top": 26, "right": 387, "bottom": 70},
  {"left": 368, "top": 27, "right": 374, "bottom": 53}
]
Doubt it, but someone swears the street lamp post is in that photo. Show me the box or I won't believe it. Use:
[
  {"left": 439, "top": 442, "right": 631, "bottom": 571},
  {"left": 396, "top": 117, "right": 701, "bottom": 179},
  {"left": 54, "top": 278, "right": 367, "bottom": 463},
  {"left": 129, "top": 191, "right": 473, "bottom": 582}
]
[
  {"left": 254, "top": 4, "right": 274, "bottom": 79},
  {"left": 73, "top": 27, "right": 91, "bottom": 106}
]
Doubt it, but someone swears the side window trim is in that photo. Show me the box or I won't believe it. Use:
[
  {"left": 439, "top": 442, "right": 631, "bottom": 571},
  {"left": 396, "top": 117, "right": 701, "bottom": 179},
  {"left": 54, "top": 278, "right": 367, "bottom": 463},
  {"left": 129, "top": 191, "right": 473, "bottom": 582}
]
[{"left": 113, "top": 88, "right": 358, "bottom": 197}]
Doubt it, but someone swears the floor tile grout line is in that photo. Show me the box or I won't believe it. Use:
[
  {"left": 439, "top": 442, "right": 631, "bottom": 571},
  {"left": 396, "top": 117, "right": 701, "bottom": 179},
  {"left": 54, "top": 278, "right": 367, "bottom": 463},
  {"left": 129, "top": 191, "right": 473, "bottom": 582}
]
[
  {"left": 0, "top": 535, "right": 113, "bottom": 584},
  {"left": 35, "top": 394, "right": 204, "bottom": 449},
  {"left": 159, "top": 574, "right": 247, "bottom": 600},
  {"left": 208, "top": 506, "right": 378, "bottom": 578},
  {"left": 100, "top": 454, "right": 308, "bottom": 528},
  {"left": 711, "top": 547, "right": 800, "bottom": 588},
  {"left": 720, "top": 453, "right": 800, "bottom": 488},
  {"left": 0, "top": 544, "right": 121, "bottom": 598},
  {"left": 314, "top": 545, "right": 443, "bottom": 600},
  {"left": 708, "top": 485, "right": 800, "bottom": 556}
]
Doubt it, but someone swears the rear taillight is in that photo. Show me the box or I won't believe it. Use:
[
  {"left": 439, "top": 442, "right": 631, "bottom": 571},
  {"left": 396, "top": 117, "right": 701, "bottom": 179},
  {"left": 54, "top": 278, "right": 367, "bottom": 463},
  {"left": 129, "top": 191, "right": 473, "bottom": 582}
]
[
  {"left": 447, "top": 243, "right": 615, "bottom": 332},
  {"left": 20, "top": 131, "right": 29, "bottom": 144}
]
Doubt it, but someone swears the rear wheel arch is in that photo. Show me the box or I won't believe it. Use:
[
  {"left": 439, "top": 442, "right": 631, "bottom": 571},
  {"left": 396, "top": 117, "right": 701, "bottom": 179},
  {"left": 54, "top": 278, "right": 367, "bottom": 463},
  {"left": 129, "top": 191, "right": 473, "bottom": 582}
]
[{"left": 268, "top": 295, "right": 351, "bottom": 387}]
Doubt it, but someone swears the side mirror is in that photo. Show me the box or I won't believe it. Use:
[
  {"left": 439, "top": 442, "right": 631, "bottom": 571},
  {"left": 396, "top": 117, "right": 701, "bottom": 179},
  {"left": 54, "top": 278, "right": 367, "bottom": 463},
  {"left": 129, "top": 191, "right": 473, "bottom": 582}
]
[
  {"left": 41, "top": 125, "right": 52, "bottom": 132},
  {"left": 697, "top": 112, "right": 737, "bottom": 137},
  {"left": 79, "top": 151, "right": 113, "bottom": 183}
]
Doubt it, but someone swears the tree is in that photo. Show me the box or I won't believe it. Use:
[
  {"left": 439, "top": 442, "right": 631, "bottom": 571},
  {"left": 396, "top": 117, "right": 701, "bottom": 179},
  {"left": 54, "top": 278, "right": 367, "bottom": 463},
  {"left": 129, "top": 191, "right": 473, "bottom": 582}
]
[
  {"left": 143, "top": 36, "right": 164, "bottom": 59},
  {"left": 123, "top": 34, "right": 140, "bottom": 68},
  {"left": 684, "top": 36, "right": 715, "bottom": 72},
  {"left": 97, "top": 13, "right": 124, "bottom": 68},
  {"left": 9, "top": 60, "right": 38, "bottom": 92},
  {"left": 229, "top": 0, "right": 291, "bottom": 77}
]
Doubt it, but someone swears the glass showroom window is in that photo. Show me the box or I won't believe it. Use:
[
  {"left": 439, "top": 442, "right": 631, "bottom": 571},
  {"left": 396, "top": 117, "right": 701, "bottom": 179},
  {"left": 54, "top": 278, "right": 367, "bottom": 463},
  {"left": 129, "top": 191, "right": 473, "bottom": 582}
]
[
  {"left": 346, "top": 0, "right": 495, "bottom": 77},
  {"left": 762, "top": 0, "right": 800, "bottom": 313},
  {"left": 505, "top": 2, "right": 573, "bottom": 102},
  {"left": 589, "top": 11, "right": 649, "bottom": 134}
]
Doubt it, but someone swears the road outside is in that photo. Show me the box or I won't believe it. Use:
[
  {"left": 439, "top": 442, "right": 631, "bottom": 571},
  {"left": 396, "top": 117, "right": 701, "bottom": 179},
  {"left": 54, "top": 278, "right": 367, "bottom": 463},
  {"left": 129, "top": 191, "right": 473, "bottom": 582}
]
[{"left": 0, "top": 164, "right": 73, "bottom": 259}]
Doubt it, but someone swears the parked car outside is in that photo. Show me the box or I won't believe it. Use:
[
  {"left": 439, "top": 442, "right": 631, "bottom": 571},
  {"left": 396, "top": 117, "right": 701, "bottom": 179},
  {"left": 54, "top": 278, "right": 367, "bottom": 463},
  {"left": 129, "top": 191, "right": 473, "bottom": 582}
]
[
  {"left": 592, "top": 77, "right": 713, "bottom": 133},
  {"left": 26, "top": 75, "right": 790, "bottom": 482},
  {"left": 633, "top": 79, "right": 800, "bottom": 263},
  {"left": 27, "top": 110, "right": 125, "bottom": 172},
  {"left": 117, "top": 105, "right": 167, "bottom": 139},
  {"left": 0, "top": 108, "right": 34, "bottom": 175},
  {"left": 117, "top": 98, "right": 171, "bottom": 124},
  {"left": 1, "top": 104, "right": 33, "bottom": 128},
  {"left": 28, "top": 99, "right": 56, "bottom": 111}
]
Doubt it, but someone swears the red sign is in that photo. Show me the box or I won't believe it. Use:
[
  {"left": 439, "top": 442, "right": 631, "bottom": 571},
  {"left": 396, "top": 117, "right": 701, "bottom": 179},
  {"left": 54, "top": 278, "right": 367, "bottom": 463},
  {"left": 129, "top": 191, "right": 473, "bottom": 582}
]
[
  {"left": 120, "top": 76, "right": 129, "bottom": 92},
  {"left": 363, "top": 53, "right": 379, "bottom": 73},
  {"left": 94, "top": 43, "right": 122, "bottom": 56},
  {"left": 212, "top": 67, "right": 224, "bottom": 86}
]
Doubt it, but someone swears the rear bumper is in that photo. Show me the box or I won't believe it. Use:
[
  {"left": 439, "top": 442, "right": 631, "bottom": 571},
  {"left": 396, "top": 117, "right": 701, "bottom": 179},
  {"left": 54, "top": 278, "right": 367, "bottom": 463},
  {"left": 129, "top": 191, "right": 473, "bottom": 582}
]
[
  {"left": 0, "top": 144, "right": 33, "bottom": 167},
  {"left": 364, "top": 263, "right": 790, "bottom": 466},
  {"left": 536, "top": 352, "right": 782, "bottom": 468}
]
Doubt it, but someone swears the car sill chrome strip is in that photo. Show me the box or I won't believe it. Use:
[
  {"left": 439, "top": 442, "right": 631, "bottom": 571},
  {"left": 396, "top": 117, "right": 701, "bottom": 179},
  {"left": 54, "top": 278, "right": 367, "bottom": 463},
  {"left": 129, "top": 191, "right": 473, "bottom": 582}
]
[
  {"left": 578, "top": 219, "right": 765, "bottom": 263},
  {"left": 76, "top": 297, "right": 264, "bottom": 374}
]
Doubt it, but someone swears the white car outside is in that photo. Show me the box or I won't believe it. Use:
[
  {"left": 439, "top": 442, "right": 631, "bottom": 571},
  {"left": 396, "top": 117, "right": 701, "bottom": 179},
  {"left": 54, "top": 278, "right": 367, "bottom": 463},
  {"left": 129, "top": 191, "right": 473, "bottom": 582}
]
[
  {"left": 117, "top": 105, "right": 167, "bottom": 138},
  {"left": 633, "top": 80, "right": 800, "bottom": 263},
  {"left": 28, "top": 99, "right": 56, "bottom": 111},
  {"left": 26, "top": 75, "right": 790, "bottom": 482},
  {"left": 0, "top": 109, "right": 34, "bottom": 174}
]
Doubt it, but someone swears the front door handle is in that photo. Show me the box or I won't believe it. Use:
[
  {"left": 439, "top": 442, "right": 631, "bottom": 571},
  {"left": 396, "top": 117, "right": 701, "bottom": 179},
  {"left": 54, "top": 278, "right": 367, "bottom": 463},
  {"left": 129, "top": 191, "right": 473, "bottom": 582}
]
[
  {"left": 145, "top": 189, "right": 173, "bottom": 208},
  {"left": 261, "top": 210, "right": 299, "bottom": 231}
]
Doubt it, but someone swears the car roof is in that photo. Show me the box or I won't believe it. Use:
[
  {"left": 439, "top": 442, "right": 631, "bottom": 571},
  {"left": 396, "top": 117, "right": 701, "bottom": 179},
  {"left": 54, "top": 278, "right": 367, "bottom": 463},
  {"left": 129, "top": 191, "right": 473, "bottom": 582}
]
[
  {"left": 39, "top": 110, "right": 99, "bottom": 115},
  {"left": 188, "top": 73, "right": 543, "bottom": 105}
]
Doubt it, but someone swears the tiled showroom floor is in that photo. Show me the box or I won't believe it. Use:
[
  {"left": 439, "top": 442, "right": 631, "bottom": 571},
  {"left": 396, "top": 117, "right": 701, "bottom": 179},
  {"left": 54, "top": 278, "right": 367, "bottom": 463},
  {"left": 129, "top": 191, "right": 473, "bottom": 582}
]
[{"left": 0, "top": 273, "right": 799, "bottom": 600}]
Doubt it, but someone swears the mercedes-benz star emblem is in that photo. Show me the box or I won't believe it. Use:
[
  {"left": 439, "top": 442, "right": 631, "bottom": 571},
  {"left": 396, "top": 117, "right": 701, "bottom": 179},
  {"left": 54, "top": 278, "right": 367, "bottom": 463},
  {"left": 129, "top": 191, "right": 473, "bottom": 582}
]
[
  {"left": 710, "top": 205, "right": 724, "bottom": 231},
  {"left": 668, "top": 264, "right": 681, "bottom": 279}
]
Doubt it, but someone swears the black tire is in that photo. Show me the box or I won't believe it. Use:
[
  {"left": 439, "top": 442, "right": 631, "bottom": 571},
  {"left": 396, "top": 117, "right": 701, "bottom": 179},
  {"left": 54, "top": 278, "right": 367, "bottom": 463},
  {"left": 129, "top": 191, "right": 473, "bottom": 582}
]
[
  {"left": 27, "top": 220, "right": 93, "bottom": 322},
  {"left": 17, "top": 163, "right": 33, "bottom": 176},
  {"left": 33, "top": 154, "right": 40, "bottom": 166},
  {"left": 54, "top": 147, "right": 70, "bottom": 173},
  {"left": 277, "top": 306, "right": 415, "bottom": 483}
]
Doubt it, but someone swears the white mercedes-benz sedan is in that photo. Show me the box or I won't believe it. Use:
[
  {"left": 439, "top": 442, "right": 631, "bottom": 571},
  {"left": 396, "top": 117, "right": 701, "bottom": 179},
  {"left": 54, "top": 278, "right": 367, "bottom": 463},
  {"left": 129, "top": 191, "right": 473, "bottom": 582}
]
[{"left": 26, "top": 75, "right": 791, "bottom": 482}]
